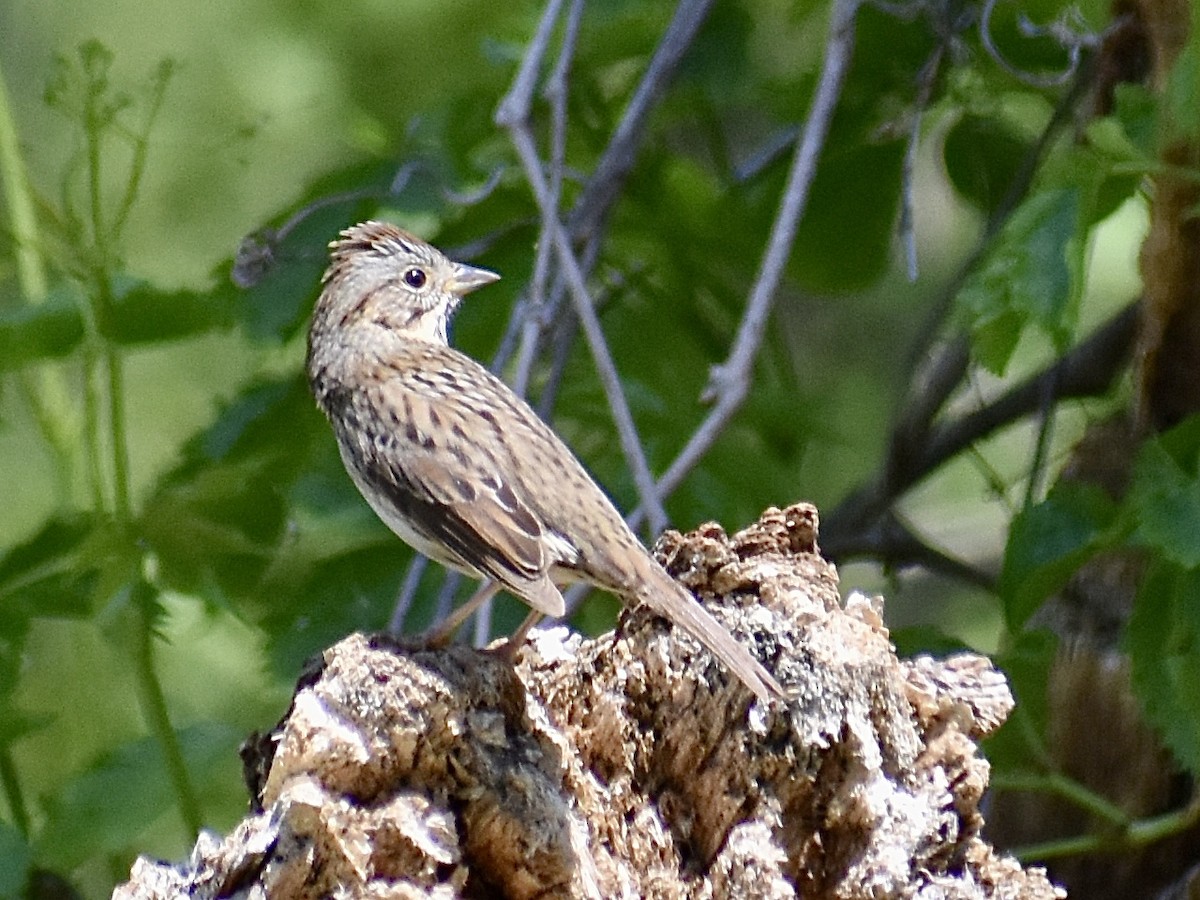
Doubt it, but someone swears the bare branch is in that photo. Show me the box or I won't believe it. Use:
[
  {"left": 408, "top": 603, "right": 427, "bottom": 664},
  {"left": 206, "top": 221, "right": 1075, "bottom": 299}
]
[
  {"left": 889, "top": 56, "right": 1098, "bottom": 470},
  {"left": 823, "top": 303, "right": 1138, "bottom": 555},
  {"left": 508, "top": 124, "right": 670, "bottom": 533},
  {"left": 388, "top": 554, "right": 428, "bottom": 634},
  {"left": 493, "top": 0, "right": 568, "bottom": 128},
  {"left": 535, "top": 282, "right": 584, "bottom": 419},
  {"left": 806, "top": 52, "right": 1110, "bottom": 582},
  {"left": 832, "top": 511, "right": 999, "bottom": 590},
  {"left": 898, "top": 44, "right": 946, "bottom": 282},
  {"left": 567, "top": 0, "right": 717, "bottom": 236},
  {"left": 498, "top": 0, "right": 728, "bottom": 536},
  {"left": 233, "top": 162, "right": 503, "bottom": 289},
  {"left": 1021, "top": 372, "right": 1058, "bottom": 508},
  {"left": 627, "top": 0, "right": 863, "bottom": 530},
  {"left": 512, "top": 0, "right": 585, "bottom": 398}
]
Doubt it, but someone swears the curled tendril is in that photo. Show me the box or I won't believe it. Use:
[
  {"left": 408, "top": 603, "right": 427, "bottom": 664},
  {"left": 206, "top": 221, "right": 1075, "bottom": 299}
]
[
  {"left": 980, "top": 0, "right": 1102, "bottom": 88},
  {"left": 230, "top": 162, "right": 506, "bottom": 288}
]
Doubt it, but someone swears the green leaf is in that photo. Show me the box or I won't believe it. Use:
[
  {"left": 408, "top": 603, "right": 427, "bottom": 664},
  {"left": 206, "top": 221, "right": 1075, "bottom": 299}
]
[
  {"left": 35, "top": 722, "right": 238, "bottom": 868},
  {"left": 1163, "top": 42, "right": 1200, "bottom": 141},
  {"left": 1087, "top": 83, "right": 1158, "bottom": 163},
  {"left": 103, "top": 280, "right": 239, "bottom": 345},
  {"left": 1000, "top": 482, "right": 1120, "bottom": 630},
  {"left": 0, "top": 291, "right": 85, "bottom": 372},
  {"left": 1112, "top": 83, "right": 1159, "bottom": 158},
  {"left": 984, "top": 628, "right": 1059, "bottom": 771},
  {"left": 260, "top": 540, "right": 405, "bottom": 676},
  {"left": 789, "top": 139, "right": 906, "bottom": 293},
  {"left": 140, "top": 456, "right": 288, "bottom": 601},
  {"left": 1126, "top": 561, "right": 1200, "bottom": 773},
  {"left": 0, "top": 705, "right": 53, "bottom": 746},
  {"left": 173, "top": 376, "right": 315, "bottom": 472},
  {"left": 1129, "top": 422, "right": 1200, "bottom": 567},
  {"left": 0, "top": 821, "right": 31, "bottom": 899},
  {"left": 943, "top": 114, "right": 1030, "bottom": 216},
  {"left": 235, "top": 159, "right": 409, "bottom": 344},
  {"left": 890, "top": 625, "right": 973, "bottom": 658},
  {"left": 0, "top": 517, "right": 98, "bottom": 617},
  {"left": 0, "top": 517, "right": 99, "bottom": 699},
  {"left": 140, "top": 376, "right": 321, "bottom": 602},
  {"left": 963, "top": 305, "right": 1024, "bottom": 377},
  {"left": 959, "top": 188, "right": 1079, "bottom": 375},
  {"left": 0, "top": 278, "right": 241, "bottom": 373}
]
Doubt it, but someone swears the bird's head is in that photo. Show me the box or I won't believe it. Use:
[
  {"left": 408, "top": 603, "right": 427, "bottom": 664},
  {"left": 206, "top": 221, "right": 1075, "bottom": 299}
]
[{"left": 315, "top": 220, "right": 499, "bottom": 345}]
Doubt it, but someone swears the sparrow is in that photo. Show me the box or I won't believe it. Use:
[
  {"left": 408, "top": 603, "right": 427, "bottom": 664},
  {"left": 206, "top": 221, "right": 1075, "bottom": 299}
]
[{"left": 306, "top": 220, "right": 784, "bottom": 702}]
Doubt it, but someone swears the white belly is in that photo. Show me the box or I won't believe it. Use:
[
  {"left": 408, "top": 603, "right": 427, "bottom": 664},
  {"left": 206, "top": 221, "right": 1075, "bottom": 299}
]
[{"left": 340, "top": 445, "right": 483, "bottom": 578}]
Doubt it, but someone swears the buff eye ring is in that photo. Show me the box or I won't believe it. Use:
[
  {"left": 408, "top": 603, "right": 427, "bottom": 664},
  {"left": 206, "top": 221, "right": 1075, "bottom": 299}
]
[{"left": 403, "top": 268, "right": 427, "bottom": 289}]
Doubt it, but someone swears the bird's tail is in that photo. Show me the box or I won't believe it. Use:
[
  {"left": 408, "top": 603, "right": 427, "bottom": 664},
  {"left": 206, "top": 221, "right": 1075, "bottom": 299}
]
[{"left": 637, "top": 565, "right": 785, "bottom": 703}]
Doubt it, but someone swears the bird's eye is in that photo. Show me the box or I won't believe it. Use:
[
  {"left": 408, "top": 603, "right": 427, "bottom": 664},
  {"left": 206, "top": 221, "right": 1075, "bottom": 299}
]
[{"left": 403, "top": 268, "right": 427, "bottom": 289}]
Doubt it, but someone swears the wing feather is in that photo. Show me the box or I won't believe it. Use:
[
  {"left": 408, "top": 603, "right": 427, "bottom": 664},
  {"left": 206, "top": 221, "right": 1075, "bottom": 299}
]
[{"left": 349, "top": 367, "right": 565, "bottom": 617}]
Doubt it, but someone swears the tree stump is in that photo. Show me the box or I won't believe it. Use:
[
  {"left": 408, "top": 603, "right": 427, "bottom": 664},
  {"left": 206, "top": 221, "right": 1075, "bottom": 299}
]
[{"left": 114, "top": 503, "right": 1062, "bottom": 899}]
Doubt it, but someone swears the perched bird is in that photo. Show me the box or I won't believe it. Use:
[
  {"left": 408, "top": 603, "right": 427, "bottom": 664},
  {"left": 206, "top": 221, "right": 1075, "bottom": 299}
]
[{"left": 306, "top": 221, "right": 784, "bottom": 702}]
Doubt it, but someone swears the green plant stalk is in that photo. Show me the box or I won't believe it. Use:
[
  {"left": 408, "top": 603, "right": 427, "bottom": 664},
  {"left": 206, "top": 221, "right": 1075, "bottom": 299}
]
[
  {"left": 0, "top": 744, "right": 30, "bottom": 838},
  {"left": 1012, "top": 801, "right": 1200, "bottom": 862},
  {"left": 81, "top": 336, "right": 109, "bottom": 513},
  {"left": 112, "top": 59, "right": 172, "bottom": 241},
  {"left": 1110, "top": 160, "right": 1200, "bottom": 183},
  {"left": 1013, "top": 831, "right": 1103, "bottom": 862},
  {"left": 0, "top": 62, "right": 45, "bottom": 298},
  {"left": 134, "top": 592, "right": 202, "bottom": 838},
  {"left": 991, "top": 771, "right": 1131, "bottom": 826},
  {"left": 105, "top": 344, "right": 132, "bottom": 522},
  {"left": 76, "top": 53, "right": 197, "bottom": 842},
  {"left": 0, "top": 57, "right": 81, "bottom": 506},
  {"left": 81, "top": 60, "right": 131, "bottom": 523}
]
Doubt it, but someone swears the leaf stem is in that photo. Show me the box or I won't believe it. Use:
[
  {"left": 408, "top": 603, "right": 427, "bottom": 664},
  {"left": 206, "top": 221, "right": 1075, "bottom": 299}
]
[
  {"left": 133, "top": 588, "right": 202, "bottom": 838},
  {"left": 80, "top": 51, "right": 133, "bottom": 523},
  {"left": 1010, "top": 798, "right": 1200, "bottom": 862},
  {"left": 81, "top": 337, "right": 109, "bottom": 513},
  {"left": 0, "top": 58, "right": 80, "bottom": 505},
  {"left": 106, "top": 342, "right": 132, "bottom": 522},
  {"left": 992, "top": 770, "right": 1131, "bottom": 825}
]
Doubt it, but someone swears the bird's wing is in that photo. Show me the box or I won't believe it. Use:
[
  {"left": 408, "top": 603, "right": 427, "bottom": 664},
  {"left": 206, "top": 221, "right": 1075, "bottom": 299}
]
[{"left": 352, "top": 371, "right": 566, "bottom": 617}]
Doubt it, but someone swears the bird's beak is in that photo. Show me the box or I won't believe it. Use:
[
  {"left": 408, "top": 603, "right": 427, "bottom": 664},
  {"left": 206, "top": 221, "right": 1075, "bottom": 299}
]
[{"left": 446, "top": 262, "right": 500, "bottom": 296}]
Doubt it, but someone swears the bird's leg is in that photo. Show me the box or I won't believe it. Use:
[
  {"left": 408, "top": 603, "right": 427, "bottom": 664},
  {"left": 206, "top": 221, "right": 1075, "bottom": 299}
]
[
  {"left": 423, "top": 580, "right": 500, "bottom": 647},
  {"left": 491, "top": 609, "right": 544, "bottom": 662}
]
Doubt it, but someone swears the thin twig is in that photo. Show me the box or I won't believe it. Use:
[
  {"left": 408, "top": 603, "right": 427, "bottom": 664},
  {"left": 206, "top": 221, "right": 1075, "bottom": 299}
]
[
  {"left": 509, "top": 124, "right": 670, "bottom": 533},
  {"left": 836, "top": 511, "right": 999, "bottom": 589},
  {"left": 823, "top": 303, "right": 1138, "bottom": 555},
  {"left": 434, "top": 571, "right": 463, "bottom": 623},
  {"left": 392, "top": 0, "right": 585, "bottom": 637},
  {"left": 425, "top": 0, "right": 584, "bottom": 639},
  {"left": 898, "top": 44, "right": 945, "bottom": 282},
  {"left": 494, "top": 0, "right": 568, "bottom": 127},
  {"left": 388, "top": 554, "right": 428, "bottom": 634},
  {"left": 887, "top": 55, "right": 1098, "bottom": 482},
  {"left": 567, "top": 0, "right": 718, "bottom": 236},
  {"left": 513, "top": 0, "right": 585, "bottom": 398},
  {"left": 629, "top": 0, "right": 863, "bottom": 529},
  {"left": 472, "top": 592, "right": 494, "bottom": 647},
  {"left": 1021, "top": 372, "right": 1058, "bottom": 508},
  {"left": 536, "top": 281, "right": 583, "bottom": 419},
  {"left": 826, "top": 53, "right": 1101, "bottom": 557},
  {"left": 979, "top": 0, "right": 1095, "bottom": 89},
  {"left": 506, "top": 0, "right": 723, "bottom": 536}
]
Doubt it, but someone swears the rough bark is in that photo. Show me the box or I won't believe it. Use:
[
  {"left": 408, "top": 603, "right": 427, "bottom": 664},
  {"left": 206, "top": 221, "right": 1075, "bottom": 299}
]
[{"left": 114, "top": 504, "right": 1062, "bottom": 899}]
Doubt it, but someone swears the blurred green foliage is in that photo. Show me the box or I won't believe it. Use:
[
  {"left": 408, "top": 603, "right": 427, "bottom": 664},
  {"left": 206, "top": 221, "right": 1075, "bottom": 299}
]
[{"left": 1, "top": 0, "right": 1196, "bottom": 896}]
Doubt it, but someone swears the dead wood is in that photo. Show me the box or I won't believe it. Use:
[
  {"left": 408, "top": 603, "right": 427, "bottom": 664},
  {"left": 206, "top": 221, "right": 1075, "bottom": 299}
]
[{"left": 114, "top": 503, "right": 1062, "bottom": 899}]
